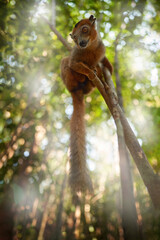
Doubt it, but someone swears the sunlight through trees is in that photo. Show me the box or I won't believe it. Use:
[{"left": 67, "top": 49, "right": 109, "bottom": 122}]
[{"left": 0, "top": 0, "right": 160, "bottom": 239}]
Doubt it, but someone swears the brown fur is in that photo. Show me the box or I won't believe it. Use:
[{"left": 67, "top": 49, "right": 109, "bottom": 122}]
[{"left": 61, "top": 15, "right": 113, "bottom": 193}]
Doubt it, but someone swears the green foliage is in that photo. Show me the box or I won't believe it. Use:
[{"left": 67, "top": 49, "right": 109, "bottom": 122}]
[{"left": 0, "top": 0, "right": 160, "bottom": 239}]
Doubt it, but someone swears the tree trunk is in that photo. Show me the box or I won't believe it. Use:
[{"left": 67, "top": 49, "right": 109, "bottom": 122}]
[
  {"left": 53, "top": 173, "right": 67, "bottom": 240},
  {"left": 114, "top": 40, "right": 140, "bottom": 239},
  {"left": 115, "top": 119, "right": 140, "bottom": 239},
  {"left": 0, "top": 189, "right": 14, "bottom": 240}
]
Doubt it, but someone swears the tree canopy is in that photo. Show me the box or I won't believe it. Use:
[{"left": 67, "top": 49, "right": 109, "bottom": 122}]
[{"left": 0, "top": 0, "right": 160, "bottom": 239}]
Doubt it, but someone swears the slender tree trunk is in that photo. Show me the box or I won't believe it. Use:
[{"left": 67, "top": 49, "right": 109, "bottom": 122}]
[
  {"left": 0, "top": 189, "right": 14, "bottom": 240},
  {"left": 38, "top": 193, "right": 50, "bottom": 240},
  {"left": 53, "top": 173, "right": 67, "bottom": 240},
  {"left": 115, "top": 119, "right": 140, "bottom": 240},
  {"left": 114, "top": 40, "right": 140, "bottom": 239}
]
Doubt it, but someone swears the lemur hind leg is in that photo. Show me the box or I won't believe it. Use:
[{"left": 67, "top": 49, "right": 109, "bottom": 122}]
[{"left": 61, "top": 57, "right": 86, "bottom": 92}]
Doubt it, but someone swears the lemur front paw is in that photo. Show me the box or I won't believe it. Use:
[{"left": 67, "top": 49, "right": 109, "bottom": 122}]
[
  {"left": 88, "top": 70, "right": 96, "bottom": 81},
  {"left": 90, "top": 66, "right": 97, "bottom": 74}
]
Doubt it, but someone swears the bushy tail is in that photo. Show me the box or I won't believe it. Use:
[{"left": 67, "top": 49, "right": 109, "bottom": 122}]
[{"left": 69, "top": 90, "right": 93, "bottom": 193}]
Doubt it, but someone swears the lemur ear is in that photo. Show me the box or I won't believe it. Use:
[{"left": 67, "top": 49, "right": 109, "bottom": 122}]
[
  {"left": 89, "top": 15, "right": 96, "bottom": 25},
  {"left": 70, "top": 33, "right": 73, "bottom": 39}
]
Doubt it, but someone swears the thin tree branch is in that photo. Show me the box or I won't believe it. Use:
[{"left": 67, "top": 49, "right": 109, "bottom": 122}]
[{"left": 42, "top": 17, "right": 72, "bottom": 52}]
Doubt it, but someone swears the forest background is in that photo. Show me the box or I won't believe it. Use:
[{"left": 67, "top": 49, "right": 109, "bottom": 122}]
[{"left": 0, "top": 0, "right": 160, "bottom": 239}]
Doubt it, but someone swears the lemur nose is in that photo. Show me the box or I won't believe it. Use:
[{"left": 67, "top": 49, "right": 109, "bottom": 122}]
[{"left": 79, "top": 40, "right": 87, "bottom": 47}]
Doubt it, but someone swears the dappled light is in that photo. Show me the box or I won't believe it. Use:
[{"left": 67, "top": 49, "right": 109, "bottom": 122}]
[{"left": 0, "top": 0, "right": 160, "bottom": 239}]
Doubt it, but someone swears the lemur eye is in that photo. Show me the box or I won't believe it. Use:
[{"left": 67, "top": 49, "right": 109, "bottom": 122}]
[{"left": 82, "top": 27, "right": 88, "bottom": 33}]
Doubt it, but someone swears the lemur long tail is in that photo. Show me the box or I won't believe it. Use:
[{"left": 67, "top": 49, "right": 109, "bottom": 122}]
[{"left": 69, "top": 90, "right": 93, "bottom": 193}]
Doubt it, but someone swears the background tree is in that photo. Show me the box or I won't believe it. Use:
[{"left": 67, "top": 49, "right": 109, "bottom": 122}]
[{"left": 0, "top": 0, "right": 160, "bottom": 239}]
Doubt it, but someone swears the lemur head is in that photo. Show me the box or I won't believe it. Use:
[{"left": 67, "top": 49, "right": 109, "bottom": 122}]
[{"left": 70, "top": 15, "right": 97, "bottom": 49}]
